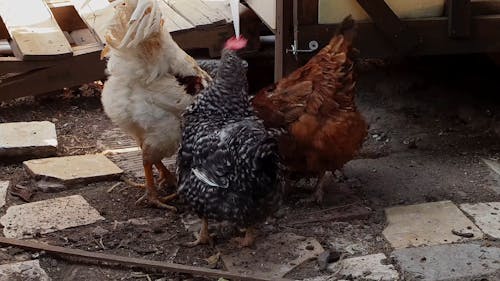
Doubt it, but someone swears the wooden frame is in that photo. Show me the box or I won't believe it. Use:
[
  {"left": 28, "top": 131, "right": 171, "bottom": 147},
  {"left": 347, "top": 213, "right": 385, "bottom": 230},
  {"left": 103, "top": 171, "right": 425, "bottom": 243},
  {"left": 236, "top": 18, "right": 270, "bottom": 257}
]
[{"left": 270, "top": 0, "right": 500, "bottom": 80}]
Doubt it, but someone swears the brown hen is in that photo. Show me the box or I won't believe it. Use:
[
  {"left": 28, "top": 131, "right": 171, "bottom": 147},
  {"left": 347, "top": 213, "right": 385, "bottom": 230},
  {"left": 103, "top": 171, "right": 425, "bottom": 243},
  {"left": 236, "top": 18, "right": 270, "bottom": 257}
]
[{"left": 251, "top": 16, "right": 367, "bottom": 203}]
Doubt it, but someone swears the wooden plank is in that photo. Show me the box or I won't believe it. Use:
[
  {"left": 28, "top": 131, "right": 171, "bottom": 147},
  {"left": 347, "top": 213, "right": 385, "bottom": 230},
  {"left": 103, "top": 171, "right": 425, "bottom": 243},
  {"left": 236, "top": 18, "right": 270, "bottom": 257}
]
[
  {"left": 0, "top": 237, "right": 291, "bottom": 281},
  {"left": 0, "top": 16, "right": 8, "bottom": 39},
  {"left": 355, "top": 0, "right": 421, "bottom": 55},
  {"left": 297, "top": 15, "right": 500, "bottom": 60},
  {"left": 297, "top": 0, "right": 318, "bottom": 25},
  {"left": 172, "top": 23, "right": 233, "bottom": 57},
  {"left": 164, "top": 0, "right": 226, "bottom": 28},
  {"left": 0, "top": 0, "right": 73, "bottom": 59},
  {"left": 0, "top": 46, "right": 105, "bottom": 101},
  {"left": 246, "top": 0, "right": 276, "bottom": 31},
  {"left": 204, "top": 0, "right": 232, "bottom": 22},
  {"left": 274, "top": 0, "right": 297, "bottom": 81},
  {"left": 0, "top": 56, "right": 58, "bottom": 73},
  {"left": 448, "top": 0, "right": 472, "bottom": 38},
  {"left": 158, "top": 0, "right": 195, "bottom": 32},
  {"left": 70, "top": 0, "right": 114, "bottom": 42}
]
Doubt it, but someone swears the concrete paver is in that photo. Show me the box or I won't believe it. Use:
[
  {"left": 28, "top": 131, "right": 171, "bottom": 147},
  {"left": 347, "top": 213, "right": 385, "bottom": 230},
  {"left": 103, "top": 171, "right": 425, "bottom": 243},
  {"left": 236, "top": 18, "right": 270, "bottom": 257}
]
[
  {"left": 0, "top": 195, "right": 105, "bottom": 238},
  {"left": 392, "top": 243, "right": 500, "bottom": 281},
  {"left": 460, "top": 202, "right": 500, "bottom": 239},
  {"left": 0, "top": 121, "right": 57, "bottom": 160},
  {"left": 24, "top": 154, "right": 123, "bottom": 184},
  {"left": 383, "top": 200, "right": 482, "bottom": 248}
]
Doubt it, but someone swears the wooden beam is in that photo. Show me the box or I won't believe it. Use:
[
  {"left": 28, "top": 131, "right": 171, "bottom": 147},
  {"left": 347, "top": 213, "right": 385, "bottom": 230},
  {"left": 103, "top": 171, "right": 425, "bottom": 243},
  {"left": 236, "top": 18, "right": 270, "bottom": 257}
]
[
  {"left": 297, "top": 15, "right": 500, "bottom": 60},
  {"left": 447, "top": 0, "right": 471, "bottom": 38},
  {"left": 0, "top": 0, "right": 73, "bottom": 60},
  {"left": 164, "top": 0, "right": 226, "bottom": 28},
  {"left": 274, "top": 0, "right": 296, "bottom": 81},
  {"left": 355, "top": 0, "right": 420, "bottom": 55},
  {"left": 0, "top": 16, "right": 8, "bottom": 39},
  {"left": 0, "top": 47, "right": 105, "bottom": 101},
  {"left": 297, "top": 0, "right": 318, "bottom": 25},
  {"left": 0, "top": 237, "right": 291, "bottom": 281}
]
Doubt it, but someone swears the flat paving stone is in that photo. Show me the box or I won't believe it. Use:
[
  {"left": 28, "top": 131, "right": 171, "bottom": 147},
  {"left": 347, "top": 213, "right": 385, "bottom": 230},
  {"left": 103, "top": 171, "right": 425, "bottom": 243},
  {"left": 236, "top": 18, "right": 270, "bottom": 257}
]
[
  {"left": 24, "top": 154, "right": 123, "bottom": 184},
  {"left": 221, "top": 232, "right": 324, "bottom": 279},
  {"left": 0, "top": 195, "right": 105, "bottom": 238},
  {"left": 392, "top": 243, "right": 500, "bottom": 281},
  {"left": 460, "top": 202, "right": 500, "bottom": 239},
  {"left": 0, "top": 260, "right": 50, "bottom": 281},
  {"left": 383, "top": 200, "right": 482, "bottom": 249},
  {"left": 0, "top": 181, "right": 8, "bottom": 208},
  {"left": 0, "top": 121, "right": 57, "bottom": 160},
  {"left": 328, "top": 253, "right": 399, "bottom": 281}
]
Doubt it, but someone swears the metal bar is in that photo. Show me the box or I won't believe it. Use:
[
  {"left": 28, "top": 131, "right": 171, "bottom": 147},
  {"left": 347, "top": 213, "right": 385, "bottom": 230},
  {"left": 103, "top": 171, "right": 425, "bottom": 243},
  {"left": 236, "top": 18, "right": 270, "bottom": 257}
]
[{"left": 0, "top": 237, "right": 291, "bottom": 281}]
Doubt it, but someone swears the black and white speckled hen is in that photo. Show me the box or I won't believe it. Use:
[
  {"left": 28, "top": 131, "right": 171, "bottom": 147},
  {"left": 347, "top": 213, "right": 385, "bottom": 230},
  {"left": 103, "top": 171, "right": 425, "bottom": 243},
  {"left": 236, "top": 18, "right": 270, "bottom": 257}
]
[{"left": 177, "top": 37, "right": 282, "bottom": 247}]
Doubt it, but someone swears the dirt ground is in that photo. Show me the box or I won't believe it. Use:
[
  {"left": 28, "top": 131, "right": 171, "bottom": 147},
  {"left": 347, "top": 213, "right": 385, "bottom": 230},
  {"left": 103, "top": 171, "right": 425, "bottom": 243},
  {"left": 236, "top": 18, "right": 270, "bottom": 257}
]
[{"left": 1, "top": 53, "right": 500, "bottom": 280}]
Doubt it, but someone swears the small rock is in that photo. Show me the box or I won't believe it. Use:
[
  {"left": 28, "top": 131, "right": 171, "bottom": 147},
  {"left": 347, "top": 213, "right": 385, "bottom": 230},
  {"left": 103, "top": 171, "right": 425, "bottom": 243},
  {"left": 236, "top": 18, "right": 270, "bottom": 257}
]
[
  {"left": 91, "top": 226, "right": 109, "bottom": 237},
  {"left": 451, "top": 229, "right": 474, "bottom": 238},
  {"left": 0, "top": 181, "right": 9, "bottom": 208},
  {"left": 128, "top": 218, "right": 149, "bottom": 226},
  {"left": 306, "top": 245, "right": 315, "bottom": 251},
  {"left": 317, "top": 250, "right": 341, "bottom": 270}
]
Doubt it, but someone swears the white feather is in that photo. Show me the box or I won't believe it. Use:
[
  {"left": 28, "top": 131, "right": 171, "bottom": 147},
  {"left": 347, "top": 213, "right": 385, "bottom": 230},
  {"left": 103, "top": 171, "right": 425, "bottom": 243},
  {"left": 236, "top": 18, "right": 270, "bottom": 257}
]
[
  {"left": 230, "top": 0, "right": 240, "bottom": 38},
  {"left": 192, "top": 168, "right": 222, "bottom": 188}
]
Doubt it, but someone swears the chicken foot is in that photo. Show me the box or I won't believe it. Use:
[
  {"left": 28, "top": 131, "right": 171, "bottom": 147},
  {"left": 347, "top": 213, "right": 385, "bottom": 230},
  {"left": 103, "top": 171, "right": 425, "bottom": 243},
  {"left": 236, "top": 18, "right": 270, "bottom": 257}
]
[
  {"left": 232, "top": 227, "right": 256, "bottom": 248},
  {"left": 299, "top": 171, "right": 330, "bottom": 205},
  {"left": 183, "top": 218, "right": 213, "bottom": 247},
  {"left": 135, "top": 162, "right": 177, "bottom": 211}
]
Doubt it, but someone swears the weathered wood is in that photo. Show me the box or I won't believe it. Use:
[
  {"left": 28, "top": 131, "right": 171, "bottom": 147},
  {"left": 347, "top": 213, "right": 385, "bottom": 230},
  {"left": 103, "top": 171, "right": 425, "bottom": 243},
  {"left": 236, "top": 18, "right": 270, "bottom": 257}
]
[
  {"left": 355, "top": 0, "right": 421, "bottom": 55},
  {"left": 51, "top": 5, "right": 88, "bottom": 31},
  {"left": 0, "top": 46, "right": 105, "bottom": 101},
  {"left": 447, "top": 0, "right": 471, "bottom": 38},
  {"left": 297, "top": 15, "right": 500, "bottom": 60},
  {"left": 159, "top": 1, "right": 195, "bottom": 32},
  {"left": 172, "top": 24, "right": 233, "bottom": 57},
  {"left": 0, "top": 237, "right": 291, "bottom": 281},
  {"left": 70, "top": 0, "right": 114, "bottom": 42},
  {"left": 275, "top": 0, "right": 297, "bottom": 81},
  {"left": 245, "top": 0, "right": 276, "bottom": 31},
  {"left": 165, "top": 0, "right": 226, "bottom": 28},
  {"left": 297, "top": 0, "right": 318, "bottom": 25},
  {"left": 0, "top": 0, "right": 73, "bottom": 60},
  {"left": 0, "top": 16, "right": 8, "bottom": 39}
]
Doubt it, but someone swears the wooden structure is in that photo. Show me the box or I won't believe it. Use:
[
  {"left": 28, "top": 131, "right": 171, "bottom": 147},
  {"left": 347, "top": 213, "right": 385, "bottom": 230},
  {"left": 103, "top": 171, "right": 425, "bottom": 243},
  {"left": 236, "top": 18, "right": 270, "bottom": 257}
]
[
  {"left": 245, "top": 0, "right": 500, "bottom": 80},
  {"left": 0, "top": 0, "right": 237, "bottom": 102}
]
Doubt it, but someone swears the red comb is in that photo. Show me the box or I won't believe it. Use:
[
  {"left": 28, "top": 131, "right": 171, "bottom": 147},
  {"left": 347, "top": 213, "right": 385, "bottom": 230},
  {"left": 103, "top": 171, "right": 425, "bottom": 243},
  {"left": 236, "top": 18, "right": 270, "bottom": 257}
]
[{"left": 224, "top": 36, "right": 247, "bottom": 51}]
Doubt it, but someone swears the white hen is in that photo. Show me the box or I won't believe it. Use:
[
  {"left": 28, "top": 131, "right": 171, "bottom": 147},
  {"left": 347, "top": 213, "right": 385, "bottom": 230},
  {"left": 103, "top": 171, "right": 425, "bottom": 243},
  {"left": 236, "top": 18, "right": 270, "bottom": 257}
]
[{"left": 101, "top": 0, "right": 211, "bottom": 210}]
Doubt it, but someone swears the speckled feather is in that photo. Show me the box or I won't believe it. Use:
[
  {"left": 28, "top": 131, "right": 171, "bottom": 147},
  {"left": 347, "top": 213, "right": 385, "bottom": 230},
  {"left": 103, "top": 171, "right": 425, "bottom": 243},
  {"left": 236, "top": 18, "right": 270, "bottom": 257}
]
[{"left": 177, "top": 50, "right": 281, "bottom": 227}]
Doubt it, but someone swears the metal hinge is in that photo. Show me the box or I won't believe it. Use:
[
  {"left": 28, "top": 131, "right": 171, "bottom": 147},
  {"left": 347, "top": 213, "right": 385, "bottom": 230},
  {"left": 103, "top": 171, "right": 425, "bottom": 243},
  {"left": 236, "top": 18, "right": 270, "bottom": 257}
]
[{"left": 286, "top": 40, "right": 319, "bottom": 56}]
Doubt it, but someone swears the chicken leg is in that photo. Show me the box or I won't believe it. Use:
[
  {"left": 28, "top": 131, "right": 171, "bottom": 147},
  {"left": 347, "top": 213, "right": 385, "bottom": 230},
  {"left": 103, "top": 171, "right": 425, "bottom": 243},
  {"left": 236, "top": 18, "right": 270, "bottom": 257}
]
[
  {"left": 184, "top": 218, "right": 212, "bottom": 247},
  {"left": 135, "top": 161, "right": 177, "bottom": 211},
  {"left": 233, "top": 227, "right": 256, "bottom": 248},
  {"left": 299, "top": 171, "right": 329, "bottom": 205}
]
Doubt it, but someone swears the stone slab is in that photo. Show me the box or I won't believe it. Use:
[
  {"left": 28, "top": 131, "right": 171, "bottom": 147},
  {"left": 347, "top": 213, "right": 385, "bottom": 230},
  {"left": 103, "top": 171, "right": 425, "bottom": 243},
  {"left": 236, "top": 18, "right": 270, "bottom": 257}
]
[
  {"left": 24, "top": 154, "right": 123, "bottom": 184},
  {"left": 392, "top": 243, "right": 500, "bottom": 281},
  {"left": 0, "top": 181, "right": 8, "bottom": 208},
  {"left": 0, "top": 195, "right": 105, "bottom": 238},
  {"left": 328, "top": 253, "right": 399, "bottom": 281},
  {"left": 460, "top": 202, "right": 500, "bottom": 239},
  {"left": 0, "top": 260, "right": 50, "bottom": 281},
  {"left": 221, "top": 232, "right": 324, "bottom": 279},
  {"left": 0, "top": 121, "right": 57, "bottom": 160},
  {"left": 383, "top": 200, "right": 482, "bottom": 249}
]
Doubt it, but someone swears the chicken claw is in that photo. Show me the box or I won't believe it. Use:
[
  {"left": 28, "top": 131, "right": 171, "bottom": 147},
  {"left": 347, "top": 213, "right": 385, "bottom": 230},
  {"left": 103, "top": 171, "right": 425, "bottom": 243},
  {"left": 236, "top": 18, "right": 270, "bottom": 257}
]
[
  {"left": 136, "top": 190, "right": 178, "bottom": 212},
  {"left": 232, "top": 227, "right": 256, "bottom": 248},
  {"left": 183, "top": 218, "right": 213, "bottom": 247}
]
